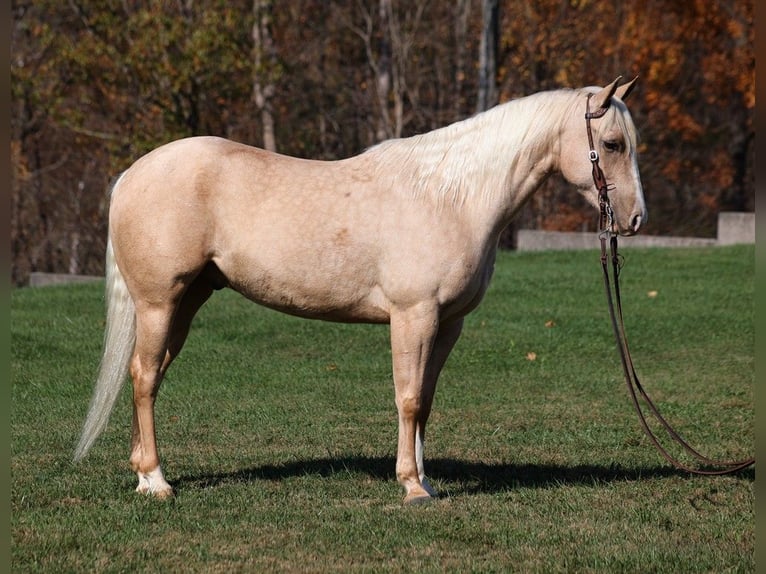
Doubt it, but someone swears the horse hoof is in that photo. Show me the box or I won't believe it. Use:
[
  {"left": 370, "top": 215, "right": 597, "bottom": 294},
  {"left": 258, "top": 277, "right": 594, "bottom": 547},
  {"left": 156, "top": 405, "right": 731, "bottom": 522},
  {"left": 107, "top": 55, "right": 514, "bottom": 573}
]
[
  {"left": 135, "top": 485, "right": 174, "bottom": 499},
  {"left": 421, "top": 477, "right": 438, "bottom": 497},
  {"left": 135, "top": 484, "right": 175, "bottom": 498},
  {"left": 154, "top": 488, "right": 175, "bottom": 500},
  {"left": 404, "top": 493, "right": 433, "bottom": 506},
  {"left": 135, "top": 467, "right": 173, "bottom": 498}
]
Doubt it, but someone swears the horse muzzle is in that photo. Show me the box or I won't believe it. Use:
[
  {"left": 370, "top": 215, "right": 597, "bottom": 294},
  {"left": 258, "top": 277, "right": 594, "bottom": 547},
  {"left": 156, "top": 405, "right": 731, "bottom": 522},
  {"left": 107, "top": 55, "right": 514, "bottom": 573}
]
[{"left": 620, "top": 210, "right": 645, "bottom": 236}]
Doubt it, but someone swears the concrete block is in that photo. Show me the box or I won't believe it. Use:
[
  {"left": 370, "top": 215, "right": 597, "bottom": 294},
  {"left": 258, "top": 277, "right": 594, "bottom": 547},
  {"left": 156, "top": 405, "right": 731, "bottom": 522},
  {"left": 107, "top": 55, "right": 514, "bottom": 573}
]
[
  {"left": 717, "top": 212, "right": 755, "bottom": 245},
  {"left": 28, "top": 272, "right": 103, "bottom": 287}
]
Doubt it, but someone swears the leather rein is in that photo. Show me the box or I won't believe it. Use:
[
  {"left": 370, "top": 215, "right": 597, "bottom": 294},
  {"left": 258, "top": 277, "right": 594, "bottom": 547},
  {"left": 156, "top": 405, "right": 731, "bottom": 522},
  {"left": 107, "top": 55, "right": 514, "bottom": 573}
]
[{"left": 585, "top": 93, "right": 755, "bottom": 475}]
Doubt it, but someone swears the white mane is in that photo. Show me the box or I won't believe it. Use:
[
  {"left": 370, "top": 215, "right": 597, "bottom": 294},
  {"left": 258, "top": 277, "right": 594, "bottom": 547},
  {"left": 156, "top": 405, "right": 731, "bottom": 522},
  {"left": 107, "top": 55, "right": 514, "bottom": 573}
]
[
  {"left": 365, "top": 88, "right": 637, "bottom": 209},
  {"left": 366, "top": 89, "right": 577, "bottom": 208}
]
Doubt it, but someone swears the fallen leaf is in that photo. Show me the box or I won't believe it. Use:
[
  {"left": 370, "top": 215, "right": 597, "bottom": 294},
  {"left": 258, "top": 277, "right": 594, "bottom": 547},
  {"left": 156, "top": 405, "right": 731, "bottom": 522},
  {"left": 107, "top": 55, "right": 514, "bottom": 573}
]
[
  {"left": 544, "top": 320, "right": 556, "bottom": 328},
  {"left": 526, "top": 352, "right": 537, "bottom": 361},
  {"left": 647, "top": 290, "right": 658, "bottom": 298}
]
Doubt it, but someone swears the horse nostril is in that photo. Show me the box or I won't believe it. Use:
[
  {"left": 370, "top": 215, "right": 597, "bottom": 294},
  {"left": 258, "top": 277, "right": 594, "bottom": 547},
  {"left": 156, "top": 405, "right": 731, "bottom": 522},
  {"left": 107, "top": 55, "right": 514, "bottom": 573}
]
[{"left": 630, "top": 213, "right": 643, "bottom": 233}]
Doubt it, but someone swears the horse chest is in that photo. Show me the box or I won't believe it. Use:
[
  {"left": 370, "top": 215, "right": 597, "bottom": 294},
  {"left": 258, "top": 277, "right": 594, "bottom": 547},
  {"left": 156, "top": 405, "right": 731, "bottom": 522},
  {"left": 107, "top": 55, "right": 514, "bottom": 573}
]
[{"left": 438, "top": 252, "right": 496, "bottom": 320}]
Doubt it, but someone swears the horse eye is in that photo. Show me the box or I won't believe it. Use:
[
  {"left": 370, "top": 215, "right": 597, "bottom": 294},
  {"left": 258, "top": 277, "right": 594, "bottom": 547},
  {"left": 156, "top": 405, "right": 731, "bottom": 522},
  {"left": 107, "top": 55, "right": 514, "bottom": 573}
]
[{"left": 603, "top": 140, "right": 623, "bottom": 153}]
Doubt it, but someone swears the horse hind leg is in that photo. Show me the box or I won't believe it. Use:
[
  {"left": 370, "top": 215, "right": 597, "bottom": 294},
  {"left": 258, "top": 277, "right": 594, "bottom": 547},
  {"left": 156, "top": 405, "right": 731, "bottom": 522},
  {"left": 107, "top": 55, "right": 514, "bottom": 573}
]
[
  {"left": 129, "top": 303, "right": 176, "bottom": 497},
  {"left": 130, "top": 278, "right": 214, "bottom": 497},
  {"left": 162, "top": 277, "right": 215, "bottom": 372}
]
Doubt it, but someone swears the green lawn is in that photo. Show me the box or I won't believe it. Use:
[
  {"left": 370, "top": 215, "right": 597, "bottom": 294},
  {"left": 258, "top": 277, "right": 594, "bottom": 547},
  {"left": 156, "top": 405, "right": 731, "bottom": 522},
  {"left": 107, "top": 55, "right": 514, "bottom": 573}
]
[{"left": 11, "top": 245, "right": 754, "bottom": 573}]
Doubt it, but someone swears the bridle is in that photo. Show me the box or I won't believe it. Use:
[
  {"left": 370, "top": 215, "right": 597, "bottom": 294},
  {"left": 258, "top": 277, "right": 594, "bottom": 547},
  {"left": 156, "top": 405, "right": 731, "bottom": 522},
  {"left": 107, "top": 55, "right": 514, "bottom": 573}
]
[
  {"left": 584, "top": 93, "right": 614, "bottom": 234},
  {"left": 585, "top": 93, "right": 755, "bottom": 476}
]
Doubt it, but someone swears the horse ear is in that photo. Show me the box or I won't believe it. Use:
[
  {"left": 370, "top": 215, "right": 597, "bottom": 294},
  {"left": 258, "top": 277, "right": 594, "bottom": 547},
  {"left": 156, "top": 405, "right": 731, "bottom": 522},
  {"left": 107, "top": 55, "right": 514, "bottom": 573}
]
[
  {"left": 615, "top": 76, "right": 638, "bottom": 101},
  {"left": 591, "top": 76, "right": 622, "bottom": 110}
]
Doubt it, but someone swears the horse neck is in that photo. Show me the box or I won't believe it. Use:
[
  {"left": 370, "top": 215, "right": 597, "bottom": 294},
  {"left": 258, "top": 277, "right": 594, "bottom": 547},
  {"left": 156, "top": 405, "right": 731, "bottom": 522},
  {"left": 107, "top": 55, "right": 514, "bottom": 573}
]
[{"left": 376, "top": 89, "right": 579, "bottom": 240}]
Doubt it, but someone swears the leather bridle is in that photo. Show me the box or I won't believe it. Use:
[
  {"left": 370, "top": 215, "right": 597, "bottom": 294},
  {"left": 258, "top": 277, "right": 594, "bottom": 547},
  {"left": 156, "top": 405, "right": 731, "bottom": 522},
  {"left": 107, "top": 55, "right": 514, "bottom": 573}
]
[
  {"left": 585, "top": 93, "right": 614, "bottom": 234},
  {"left": 586, "top": 93, "right": 755, "bottom": 475}
]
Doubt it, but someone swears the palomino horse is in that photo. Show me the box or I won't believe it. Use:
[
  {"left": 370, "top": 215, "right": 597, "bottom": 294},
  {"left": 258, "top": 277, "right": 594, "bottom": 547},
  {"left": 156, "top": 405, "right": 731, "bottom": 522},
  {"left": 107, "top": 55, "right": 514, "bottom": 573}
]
[{"left": 75, "top": 77, "right": 646, "bottom": 504}]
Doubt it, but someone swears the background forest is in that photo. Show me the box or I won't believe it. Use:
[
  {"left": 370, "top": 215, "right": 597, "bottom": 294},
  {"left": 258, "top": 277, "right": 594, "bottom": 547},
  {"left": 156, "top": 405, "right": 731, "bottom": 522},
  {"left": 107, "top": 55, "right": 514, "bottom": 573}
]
[{"left": 11, "top": 0, "right": 754, "bottom": 286}]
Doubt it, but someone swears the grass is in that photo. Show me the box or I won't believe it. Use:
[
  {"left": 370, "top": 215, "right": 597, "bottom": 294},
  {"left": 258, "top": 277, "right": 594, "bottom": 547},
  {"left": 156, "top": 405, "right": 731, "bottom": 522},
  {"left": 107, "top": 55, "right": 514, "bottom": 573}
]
[{"left": 11, "top": 244, "right": 754, "bottom": 573}]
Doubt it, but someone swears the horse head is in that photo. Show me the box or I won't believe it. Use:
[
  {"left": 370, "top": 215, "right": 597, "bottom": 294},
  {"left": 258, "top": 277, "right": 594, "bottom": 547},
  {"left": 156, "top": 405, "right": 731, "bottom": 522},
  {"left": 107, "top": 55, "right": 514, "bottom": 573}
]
[{"left": 559, "top": 77, "right": 647, "bottom": 236}]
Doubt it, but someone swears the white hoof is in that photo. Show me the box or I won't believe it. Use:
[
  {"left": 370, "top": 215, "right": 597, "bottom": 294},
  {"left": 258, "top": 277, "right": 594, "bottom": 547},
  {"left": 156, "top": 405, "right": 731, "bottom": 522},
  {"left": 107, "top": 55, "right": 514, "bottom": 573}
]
[{"left": 135, "top": 467, "right": 173, "bottom": 498}]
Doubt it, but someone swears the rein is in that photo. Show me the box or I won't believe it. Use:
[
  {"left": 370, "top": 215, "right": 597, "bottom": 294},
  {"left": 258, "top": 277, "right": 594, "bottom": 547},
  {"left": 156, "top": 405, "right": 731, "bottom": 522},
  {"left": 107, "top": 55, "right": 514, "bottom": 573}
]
[{"left": 585, "top": 94, "right": 755, "bottom": 475}]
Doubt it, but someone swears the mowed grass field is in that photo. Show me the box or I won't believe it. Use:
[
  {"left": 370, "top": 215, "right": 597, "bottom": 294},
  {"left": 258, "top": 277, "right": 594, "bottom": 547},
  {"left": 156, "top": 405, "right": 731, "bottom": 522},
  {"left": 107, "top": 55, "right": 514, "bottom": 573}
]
[{"left": 11, "top": 245, "right": 754, "bottom": 573}]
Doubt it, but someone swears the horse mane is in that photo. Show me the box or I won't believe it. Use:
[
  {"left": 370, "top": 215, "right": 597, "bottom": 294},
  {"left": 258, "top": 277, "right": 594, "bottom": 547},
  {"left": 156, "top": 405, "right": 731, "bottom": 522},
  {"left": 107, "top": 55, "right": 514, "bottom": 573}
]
[{"left": 364, "top": 87, "right": 638, "bottom": 209}]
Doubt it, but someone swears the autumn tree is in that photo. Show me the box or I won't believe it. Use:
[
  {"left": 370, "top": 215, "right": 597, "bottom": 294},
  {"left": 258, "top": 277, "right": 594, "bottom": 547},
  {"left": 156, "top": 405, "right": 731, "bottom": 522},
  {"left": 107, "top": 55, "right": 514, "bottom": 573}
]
[
  {"left": 11, "top": 0, "right": 754, "bottom": 286},
  {"left": 11, "top": 0, "right": 253, "bottom": 284}
]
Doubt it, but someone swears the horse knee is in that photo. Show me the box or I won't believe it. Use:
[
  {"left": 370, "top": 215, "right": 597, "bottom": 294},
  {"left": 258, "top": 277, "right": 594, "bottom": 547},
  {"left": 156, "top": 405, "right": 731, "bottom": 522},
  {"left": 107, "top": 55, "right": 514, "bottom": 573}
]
[{"left": 396, "top": 393, "right": 423, "bottom": 420}]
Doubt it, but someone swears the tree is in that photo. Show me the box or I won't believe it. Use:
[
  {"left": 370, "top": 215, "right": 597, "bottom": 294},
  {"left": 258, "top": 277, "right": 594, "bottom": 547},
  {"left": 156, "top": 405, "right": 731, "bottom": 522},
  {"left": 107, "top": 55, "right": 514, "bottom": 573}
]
[
  {"left": 252, "top": 0, "right": 277, "bottom": 152},
  {"left": 10, "top": 0, "right": 754, "bottom": 286},
  {"left": 476, "top": 0, "right": 498, "bottom": 113}
]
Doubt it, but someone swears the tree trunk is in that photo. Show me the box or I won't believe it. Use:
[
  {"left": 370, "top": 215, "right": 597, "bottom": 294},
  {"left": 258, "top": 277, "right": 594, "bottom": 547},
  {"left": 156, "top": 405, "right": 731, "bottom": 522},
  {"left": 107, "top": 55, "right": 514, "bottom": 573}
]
[
  {"left": 454, "top": 0, "right": 471, "bottom": 119},
  {"left": 253, "top": 0, "right": 277, "bottom": 152},
  {"left": 375, "top": 0, "right": 393, "bottom": 141},
  {"left": 476, "top": 0, "right": 498, "bottom": 114}
]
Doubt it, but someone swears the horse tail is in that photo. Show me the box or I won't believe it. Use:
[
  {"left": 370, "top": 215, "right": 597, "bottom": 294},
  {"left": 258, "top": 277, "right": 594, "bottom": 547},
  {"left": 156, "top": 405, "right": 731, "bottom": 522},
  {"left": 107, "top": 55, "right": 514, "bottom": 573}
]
[{"left": 74, "top": 181, "right": 136, "bottom": 462}]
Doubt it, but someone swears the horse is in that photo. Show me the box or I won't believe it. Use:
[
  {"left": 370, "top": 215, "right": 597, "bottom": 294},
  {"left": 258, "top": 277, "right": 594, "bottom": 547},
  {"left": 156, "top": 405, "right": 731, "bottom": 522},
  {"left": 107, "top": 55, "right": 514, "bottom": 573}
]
[{"left": 74, "top": 77, "right": 646, "bottom": 504}]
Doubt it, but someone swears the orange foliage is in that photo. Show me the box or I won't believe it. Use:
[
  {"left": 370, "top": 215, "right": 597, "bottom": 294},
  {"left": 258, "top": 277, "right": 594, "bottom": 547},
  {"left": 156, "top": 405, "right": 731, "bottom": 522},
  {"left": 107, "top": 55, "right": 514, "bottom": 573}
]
[{"left": 10, "top": 0, "right": 754, "bottom": 284}]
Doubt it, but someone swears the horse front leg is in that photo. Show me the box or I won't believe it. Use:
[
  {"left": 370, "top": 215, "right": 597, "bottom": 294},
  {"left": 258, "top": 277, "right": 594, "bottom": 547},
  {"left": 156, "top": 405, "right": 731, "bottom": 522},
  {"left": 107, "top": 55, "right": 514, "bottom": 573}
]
[
  {"left": 415, "top": 317, "right": 464, "bottom": 497},
  {"left": 390, "top": 303, "right": 442, "bottom": 504}
]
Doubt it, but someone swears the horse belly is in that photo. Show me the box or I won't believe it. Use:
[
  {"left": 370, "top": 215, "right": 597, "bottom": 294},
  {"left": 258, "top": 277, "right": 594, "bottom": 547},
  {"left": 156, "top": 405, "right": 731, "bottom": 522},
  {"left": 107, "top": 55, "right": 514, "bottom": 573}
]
[{"left": 216, "top": 249, "right": 391, "bottom": 324}]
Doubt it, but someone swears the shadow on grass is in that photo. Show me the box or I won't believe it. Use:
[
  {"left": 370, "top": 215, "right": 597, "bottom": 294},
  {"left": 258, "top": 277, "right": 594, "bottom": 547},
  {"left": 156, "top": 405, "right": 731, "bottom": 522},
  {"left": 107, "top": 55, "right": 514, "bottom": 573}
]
[{"left": 173, "top": 456, "right": 753, "bottom": 497}]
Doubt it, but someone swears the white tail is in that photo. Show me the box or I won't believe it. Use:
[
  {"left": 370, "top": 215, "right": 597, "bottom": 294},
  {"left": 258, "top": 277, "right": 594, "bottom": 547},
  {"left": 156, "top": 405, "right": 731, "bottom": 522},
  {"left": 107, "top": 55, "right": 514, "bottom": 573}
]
[{"left": 73, "top": 234, "right": 136, "bottom": 461}]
